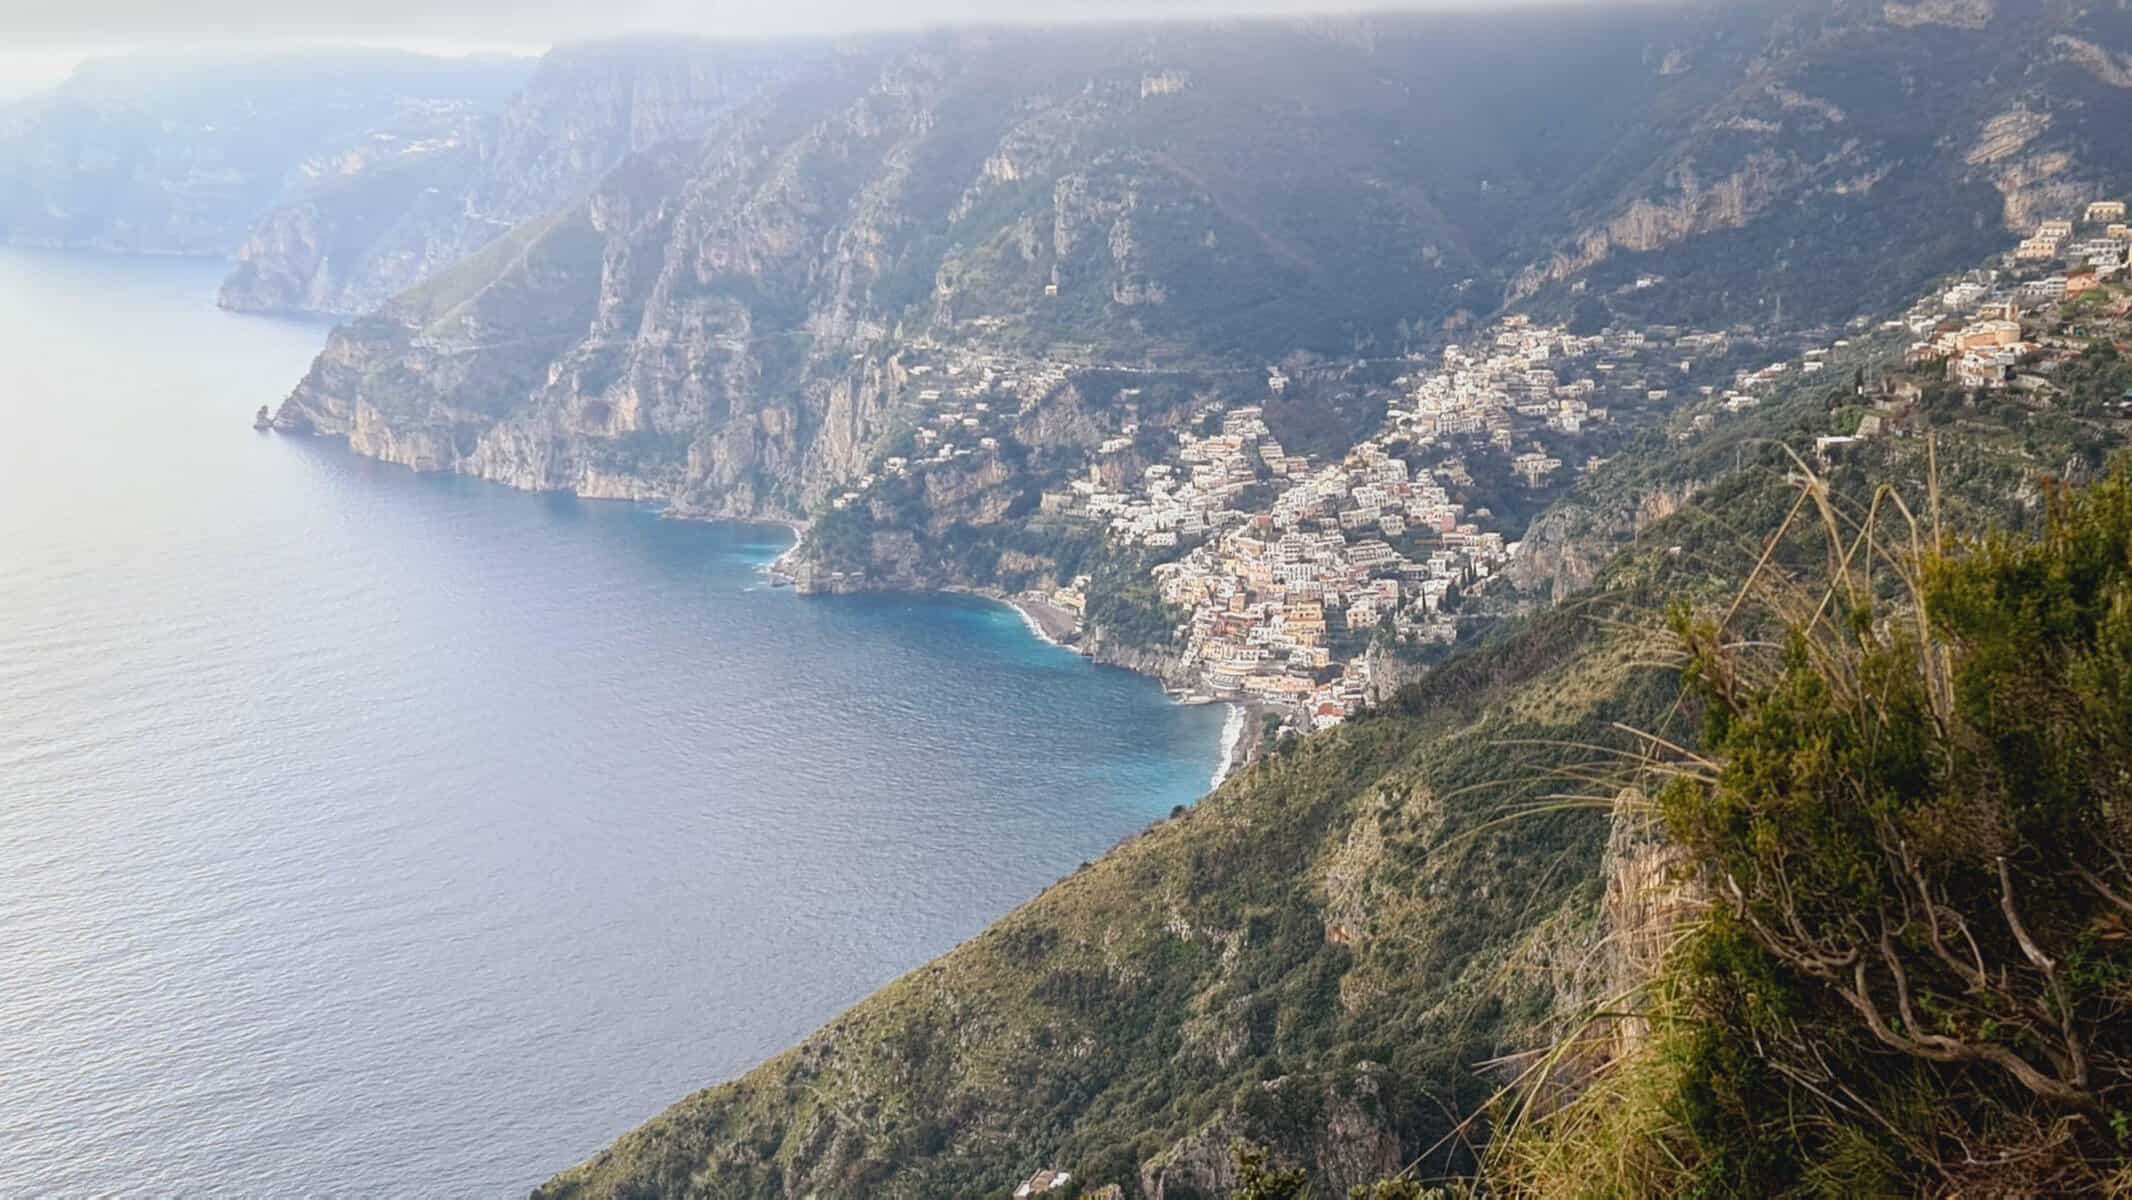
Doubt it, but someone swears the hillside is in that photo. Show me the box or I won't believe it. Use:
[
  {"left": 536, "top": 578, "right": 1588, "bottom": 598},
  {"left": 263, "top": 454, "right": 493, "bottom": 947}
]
[
  {"left": 266, "top": 5, "right": 1762, "bottom": 508},
  {"left": 534, "top": 597, "right": 1667, "bottom": 1198},
  {"left": 273, "top": 2, "right": 2132, "bottom": 574}
]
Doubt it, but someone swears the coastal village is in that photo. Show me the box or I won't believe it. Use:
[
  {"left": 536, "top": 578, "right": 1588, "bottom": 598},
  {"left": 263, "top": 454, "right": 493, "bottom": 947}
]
[
  {"left": 805, "top": 309, "right": 1732, "bottom": 734},
  {"left": 797, "top": 197, "right": 2132, "bottom": 744},
  {"left": 1057, "top": 317, "right": 1600, "bottom": 732}
]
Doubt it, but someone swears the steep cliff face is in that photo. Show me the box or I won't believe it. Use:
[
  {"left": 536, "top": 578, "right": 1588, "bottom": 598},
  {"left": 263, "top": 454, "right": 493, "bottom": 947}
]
[
  {"left": 275, "top": 4, "right": 2132, "bottom": 538},
  {"left": 266, "top": 6, "right": 1790, "bottom": 520},
  {"left": 1505, "top": 479, "right": 1703, "bottom": 605},
  {"left": 0, "top": 51, "right": 528, "bottom": 255},
  {"left": 218, "top": 41, "right": 816, "bottom": 316},
  {"left": 1512, "top": 1, "right": 2132, "bottom": 326}
]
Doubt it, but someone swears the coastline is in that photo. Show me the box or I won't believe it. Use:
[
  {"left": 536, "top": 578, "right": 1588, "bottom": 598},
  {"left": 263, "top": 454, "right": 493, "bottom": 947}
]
[
  {"left": 756, "top": 516, "right": 811, "bottom": 582},
  {"left": 997, "top": 592, "right": 1255, "bottom": 787},
  {"left": 280, "top": 426, "right": 1260, "bottom": 789},
  {"left": 1210, "top": 702, "right": 1247, "bottom": 788},
  {"left": 1000, "top": 594, "right": 1081, "bottom": 649}
]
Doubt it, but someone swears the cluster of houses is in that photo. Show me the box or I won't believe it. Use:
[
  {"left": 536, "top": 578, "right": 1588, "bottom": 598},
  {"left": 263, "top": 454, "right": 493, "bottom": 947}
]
[
  {"left": 1388, "top": 316, "right": 1615, "bottom": 448},
  {"left": 1889, "top": 199, "right": 2132, "bottom": 392},
  {"left": 1149, "top": 440, "right": 1511, "bottom": 728},
  {"left": 1050, "top": 313, "right": 1750, "bottom": 727},
  {"left": 2012, "top": 200, "right": 2129, "bottom": 268},
  {"left": 1905, "top": 300, "right": 2032, "bottom": 389},
  {"left": 824, "top": 209, "right": 2126, "bottom": 731}
]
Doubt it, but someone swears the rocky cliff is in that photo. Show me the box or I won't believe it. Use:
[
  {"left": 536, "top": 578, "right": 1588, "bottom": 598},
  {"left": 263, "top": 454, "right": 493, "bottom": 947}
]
[
  {"left": 1510, "top": 0, "right": 2132, "bottom": 323},
  {"left": 273, "top": 4, "right": 2132, "bottom": 555}
]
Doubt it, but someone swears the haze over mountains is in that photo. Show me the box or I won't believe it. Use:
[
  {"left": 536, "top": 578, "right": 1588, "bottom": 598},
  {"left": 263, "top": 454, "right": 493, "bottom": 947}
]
[
  {"left": 11, "top": 1, "right": 2132, "bottom": 1195},
  {"left": 245, "top": 1, "right": 2132, "bottom": 529},
  {"left": 0, "top": 50, "right": 529, "bottom": 254}
]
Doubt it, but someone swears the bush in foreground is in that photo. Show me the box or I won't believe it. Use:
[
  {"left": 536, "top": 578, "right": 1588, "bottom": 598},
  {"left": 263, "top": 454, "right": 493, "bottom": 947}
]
[{"left": 1497, "top": 462, "right": 2132, "bottom": 1196}]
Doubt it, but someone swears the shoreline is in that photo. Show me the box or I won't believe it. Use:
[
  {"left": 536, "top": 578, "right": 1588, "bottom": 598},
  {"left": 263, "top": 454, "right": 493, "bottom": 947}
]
[
  {"left": 279, "top": 430, "right": 1262, "bottom": 788},
  {"left": 280, "top": 429, "right": 1258, "bottom": 790},
  {"left": 995, "top": 592, "right": 1256, "bottom": 786},
  {"left": 757, "top": 517, "right": 811, "bottom": 582},
  {"left": 999, "top": 593, "right": 1082, "bottom": 649},
  {"left": 999, "top": 595, "right": 1259, "bottom": 788},
  {"left": 1210, "top": 702, "right": 1247, "bottom": 788}
]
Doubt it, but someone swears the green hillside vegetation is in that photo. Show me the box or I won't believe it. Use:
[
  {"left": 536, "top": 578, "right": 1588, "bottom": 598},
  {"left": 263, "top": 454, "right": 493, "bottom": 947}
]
[{"left": 1494, "top": 460, "right": 2132, "bottom": 1197}]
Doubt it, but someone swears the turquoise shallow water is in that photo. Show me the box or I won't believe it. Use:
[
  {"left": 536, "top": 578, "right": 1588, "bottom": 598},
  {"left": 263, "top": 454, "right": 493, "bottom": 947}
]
[{"left": 0, "top": 248, "right": 1224, "bottom": 1195}]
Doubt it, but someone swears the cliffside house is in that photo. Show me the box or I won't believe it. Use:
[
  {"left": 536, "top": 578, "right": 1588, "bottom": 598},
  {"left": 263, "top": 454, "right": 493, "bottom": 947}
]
[
  {"left": 2018, "top": 235, "right": 2062, "bottom": 261},
  {"left": 1014, "top": 1169, "right": 1072, "bottom": 1197}
]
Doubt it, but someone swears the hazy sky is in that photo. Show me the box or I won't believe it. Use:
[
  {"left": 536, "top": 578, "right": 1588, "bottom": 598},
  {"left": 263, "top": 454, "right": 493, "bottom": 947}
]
[
  {"left": 0, "top": 0, "right": 1616, "bottom": 41},
  {"left": 0, "top": 0, "right": 1632, "bottom": 98}
]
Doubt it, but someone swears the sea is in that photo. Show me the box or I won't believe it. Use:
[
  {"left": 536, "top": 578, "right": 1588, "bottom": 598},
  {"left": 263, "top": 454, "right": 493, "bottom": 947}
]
[{"left": 0, "top": 247, "right": 1227, "bottom": 1195}]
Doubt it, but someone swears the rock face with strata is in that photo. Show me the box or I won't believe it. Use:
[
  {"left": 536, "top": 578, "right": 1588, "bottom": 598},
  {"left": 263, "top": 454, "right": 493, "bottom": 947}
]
[
  {"left": 1511, "top": 5, "right": 2132, "bottom": 307},
  {"left": 1884, "top": 0, "right": 1996, "bottom": 30}
]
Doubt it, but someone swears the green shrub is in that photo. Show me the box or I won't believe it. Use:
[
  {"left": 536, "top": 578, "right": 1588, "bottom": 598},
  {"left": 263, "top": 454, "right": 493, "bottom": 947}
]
[{"left": 1657, "top": 462, "right": 2132, "bottom": 1194}]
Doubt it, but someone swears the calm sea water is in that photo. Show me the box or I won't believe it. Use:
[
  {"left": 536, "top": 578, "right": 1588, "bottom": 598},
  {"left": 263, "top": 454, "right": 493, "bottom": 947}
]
[{"left": 0, "top": 248, "right": 1225, "bottom": 1195}]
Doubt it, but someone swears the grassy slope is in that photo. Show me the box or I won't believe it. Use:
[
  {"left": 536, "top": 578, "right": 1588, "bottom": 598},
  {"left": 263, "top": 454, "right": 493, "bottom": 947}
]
[{"left": 535, "top": 601, "right": 1677, "bottom": 1198}]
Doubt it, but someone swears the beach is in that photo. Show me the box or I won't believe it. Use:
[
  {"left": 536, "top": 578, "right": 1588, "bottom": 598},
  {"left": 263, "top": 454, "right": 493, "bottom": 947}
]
[{"left": 1003, "top": 594, "right": 1082, "bottom": 648}]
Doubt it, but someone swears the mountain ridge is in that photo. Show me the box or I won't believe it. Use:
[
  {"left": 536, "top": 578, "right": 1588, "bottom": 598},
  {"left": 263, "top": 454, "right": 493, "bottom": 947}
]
[{"left": 270, "top": 3, "right": 2132, "bottom": 539}]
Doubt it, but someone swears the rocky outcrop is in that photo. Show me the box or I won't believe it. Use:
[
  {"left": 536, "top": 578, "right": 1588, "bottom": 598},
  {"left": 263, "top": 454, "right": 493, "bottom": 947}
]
[
  {"left": 1080, "top": 625, "right": 1198, "bottom": 691},
  {"left": 1506, "top": 480, "right": 1702, "bottom": 603},
  {"left": 1503, "top": 5, "right": 2132, "bottom": 312},
  {"left": 2053, "top": 35, "right": 2132, "bottom": 90},
  {"left": 1506, "top": 507, "right": 1610, "bottom": 605},
  {"left": 1487, "top": 794, "right": 1699, "bottom": 1114},
  {"left": 1511, "top": 143, "right": 1859, "bottom": 302},
  {"left": 1990, "top": 150, "right": 2087, "bottom": 233},
  {"left": 1883, "top": 0, "right": 1995, "bottom": 30},
  {"left": 1967, "top": 107, "right": 2051, "bottom": 168},
  {"left": 1138, "top": 1068, "right": 1408, "bottom": 1200}
]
